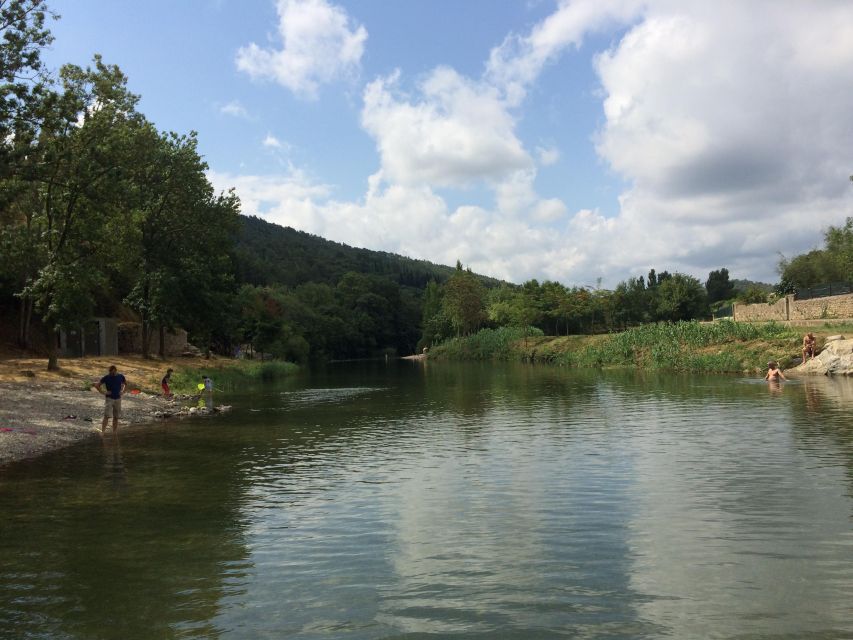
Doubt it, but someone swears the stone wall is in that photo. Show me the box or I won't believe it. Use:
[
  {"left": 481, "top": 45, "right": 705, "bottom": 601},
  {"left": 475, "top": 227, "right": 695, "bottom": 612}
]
[
  {"left": 733, "top": 296, "right": 789, "bottom": 322},
  {"left": 789, "top": 293, "right": 853, "bottom": 321},
  {"left": 734, "top": 292, "right": 853, "bottom": 322}
]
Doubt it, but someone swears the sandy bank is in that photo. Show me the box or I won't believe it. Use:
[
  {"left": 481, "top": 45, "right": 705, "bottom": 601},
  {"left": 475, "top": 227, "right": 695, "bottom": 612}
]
[
  {"left": 0, "top": 354, "right": 220, "bottom": 467},
  {"left": 0, "top": 381, "right": 173, "bottom": 466}
]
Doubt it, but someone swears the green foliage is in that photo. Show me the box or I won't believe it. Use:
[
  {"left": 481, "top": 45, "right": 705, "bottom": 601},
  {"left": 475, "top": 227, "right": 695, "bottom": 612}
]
[
  {"left": 0, "top": 0, "right": 55, "bottom": 177},
  {"left": 430, "top": 320, "right": 799, "bottom": 372},
  {"left": 556, "top": 321, "right": 798, "bottom": 371},
  {"left": 655, "top": 273, "right": 709, "bottom": 321},
  {"left": 778, "top": 217, "right": 853, "bottom": 289},
  {"left": 430, "top": 326, "right": 544, "bottom": 361},
  {"left": 442, "top": 263, "right": 487, "bottom": 336},
  {"left": 168, "top": 361, "right": 299, "bottom": 394},
  {"left": 737, "top": 286, "right": 768, "bottom": 304},
  {"left": 705, "top": 268, "right": 734, "bottom": 303},
  {"left": 235, "top": 215, "right": 502, "bottom": 291}
]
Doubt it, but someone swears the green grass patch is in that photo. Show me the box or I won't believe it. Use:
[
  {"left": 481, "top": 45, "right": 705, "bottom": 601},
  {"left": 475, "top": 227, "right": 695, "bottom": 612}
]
[
  {"left": 432, "top": 321, "right": 803, "bottom": 373},
  {"left": 169, "top": 360, "right": 299, "bottom": 393},
  {"left": 430, "top": 326, "right": 545, "bottom": 361}
]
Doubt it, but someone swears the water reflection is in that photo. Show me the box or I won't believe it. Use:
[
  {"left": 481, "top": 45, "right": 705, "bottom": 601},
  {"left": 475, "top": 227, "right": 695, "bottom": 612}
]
[
  {"left": 2, "top": 363, "right": 853, "bottom": 638},
  {"left": 0, "top": 425, "right": 253, "bottom": 639},
  {"left": 102, "top": 432, "right": 128, "bottom": 493}
]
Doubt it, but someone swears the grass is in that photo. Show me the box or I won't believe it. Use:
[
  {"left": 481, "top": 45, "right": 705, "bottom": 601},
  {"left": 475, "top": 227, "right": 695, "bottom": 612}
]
[
  {"left": 430, "top": 326, "right": 545, "bottom": 361},
  {"left": 168, "top": 360, "right": 299, "bottom": 394},
  {"left": 431, "top": 321, "right": 807, "bottom": 373}
]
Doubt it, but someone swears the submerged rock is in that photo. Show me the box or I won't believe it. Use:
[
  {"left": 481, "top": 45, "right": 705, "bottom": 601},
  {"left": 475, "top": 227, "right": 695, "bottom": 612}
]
[{"left": 793, "top": 338, "right": 853, "bottom": 375}]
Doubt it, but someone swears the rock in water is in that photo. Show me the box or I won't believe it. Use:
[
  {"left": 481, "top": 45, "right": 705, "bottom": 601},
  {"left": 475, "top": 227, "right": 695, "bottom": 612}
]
[{"left": 794, "top": 338, "right": 853, "bottom": 375}]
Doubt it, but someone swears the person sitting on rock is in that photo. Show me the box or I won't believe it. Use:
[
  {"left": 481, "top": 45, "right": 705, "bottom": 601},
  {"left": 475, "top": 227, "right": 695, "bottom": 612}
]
[{"left": 802, "top": 332, "right": 817, "bottom": 362}]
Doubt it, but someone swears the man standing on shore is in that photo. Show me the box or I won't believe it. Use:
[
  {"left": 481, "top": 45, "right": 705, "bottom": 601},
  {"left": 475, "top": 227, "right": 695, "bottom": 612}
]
[{"left": 96, "top": 365, "right": 127, "bottom": 434}]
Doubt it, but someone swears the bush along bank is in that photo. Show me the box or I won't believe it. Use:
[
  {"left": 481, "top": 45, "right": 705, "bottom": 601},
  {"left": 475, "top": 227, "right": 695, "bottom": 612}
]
[
  {"left": 430, "top": 321, "right": 803, "bottom": 373},
  {"left": 168, "top": 360, "right": 299, "bottom": 394}
]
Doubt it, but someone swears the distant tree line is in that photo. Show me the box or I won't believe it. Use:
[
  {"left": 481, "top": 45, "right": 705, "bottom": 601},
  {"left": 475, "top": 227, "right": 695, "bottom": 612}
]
[
  {"left": 419, "top": 264, "right": 721, "bottom": 348},
  {"left": 776, "top": 217, "right": 853, "bottom": 295}
]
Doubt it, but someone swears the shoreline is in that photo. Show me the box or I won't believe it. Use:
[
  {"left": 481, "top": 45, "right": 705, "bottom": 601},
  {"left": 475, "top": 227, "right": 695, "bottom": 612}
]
[
  {"left": 0, "top": 353, "right": 234, "bottom": 468},
  {"left": 0, "top": 380, "right": 174, "bottom": 467}
]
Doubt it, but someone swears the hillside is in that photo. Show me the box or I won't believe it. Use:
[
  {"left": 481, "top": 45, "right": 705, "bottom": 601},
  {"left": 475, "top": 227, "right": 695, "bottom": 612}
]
[{"left": 234, "top": 215, "right": 503, "bottom": 290}]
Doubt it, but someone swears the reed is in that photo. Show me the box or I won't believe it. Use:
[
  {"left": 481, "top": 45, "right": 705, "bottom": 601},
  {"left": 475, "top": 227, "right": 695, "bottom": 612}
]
[
  {"left": 431, "top": 326, "right": 545, "bottom": 361},
  {"left": 169, "top": 360, "right": 299, "bottom": 393},
  {"left": 433, "top": 321, "right": 802, "bottom": 372}
]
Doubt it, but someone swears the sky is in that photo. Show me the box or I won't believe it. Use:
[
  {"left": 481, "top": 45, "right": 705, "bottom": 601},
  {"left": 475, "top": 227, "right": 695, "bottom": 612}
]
[{"left": 44, "top": 0, "right": 853, "bottom": 287}]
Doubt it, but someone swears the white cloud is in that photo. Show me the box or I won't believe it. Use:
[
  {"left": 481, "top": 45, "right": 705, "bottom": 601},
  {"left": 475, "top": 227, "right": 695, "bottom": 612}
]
[
  {"left": 236, "top": 0, "right": 367, "bottom": 99},
  {"left": 220, "top": 100, "right": 250, "bottom": 118},
  {"left": 582, "top": 0, "right": 853, "bottom": 281},
  {"left": 536, "top": 146, "right": 560, "bottom": 167},
  {"left": 485, "top": 0, "right": 645, "bottom": 105},
  {"left": 262, "top": 133, "right": 283, "bottom": 148},
  {"left": 221, "top": 0, "right": 853, "bottom": 288},
  {"left": 361, "top": 68, "right": 532, "bottom": 188}
]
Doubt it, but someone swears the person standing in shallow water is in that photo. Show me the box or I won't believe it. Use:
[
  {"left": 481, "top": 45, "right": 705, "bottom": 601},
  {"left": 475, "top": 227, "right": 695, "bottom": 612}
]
[
  {"left": 202, "top": 375, "right": 213, "bottom": 409},
  {"left": 764, "top": 361, "right": 787, "bottom": 382},
  {"left": 95, "top": 365, "right": 127, "bottom": 434}
]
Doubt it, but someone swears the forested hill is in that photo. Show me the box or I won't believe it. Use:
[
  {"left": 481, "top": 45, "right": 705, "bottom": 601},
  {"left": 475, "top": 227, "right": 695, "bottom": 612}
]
[{"left": 235, "top": 215, "right": 502, "bottom": 290}]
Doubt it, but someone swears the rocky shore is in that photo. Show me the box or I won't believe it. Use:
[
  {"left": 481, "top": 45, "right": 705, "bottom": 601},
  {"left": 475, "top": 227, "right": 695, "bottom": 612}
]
[
  {"left": 792, "top": 336, "right": 853, "bottom": 375},
  {"left": 0, "top": 381, "right": 175, "bottom": 466}
]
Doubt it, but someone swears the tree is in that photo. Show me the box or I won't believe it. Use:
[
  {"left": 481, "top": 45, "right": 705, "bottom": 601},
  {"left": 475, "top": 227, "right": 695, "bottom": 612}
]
[
  {"left": 778, "top": 217, "right": 853, "bottom": 290},
  {"left": 123, "top": 127, "right": 236, "bottom": 358},
  {"left": 442, "top": 262, "right": 487, "bottom": 336},
  {"left": 656, "top": 273, "right": 709, "bottom": 321},
  {"left": 0, "top": 0, "right": 55, "bottom": 179},
  {"left": 705, "top": 268, "right": 734, "bottom": 303},
  {"left": 15, "top": 58, "right": 144, "bottom": 369},
  {"left": 823, "top": 216, "right": 853, "bottom": 282},
  {"left": 737, "top": 286, "right": 768, "bottom": 304},
  {"left": 613, "top": 276, "right": 651, "bottom": 327},
  {"left": 419, "top": 280, "right": 452, "bottom": 349}
]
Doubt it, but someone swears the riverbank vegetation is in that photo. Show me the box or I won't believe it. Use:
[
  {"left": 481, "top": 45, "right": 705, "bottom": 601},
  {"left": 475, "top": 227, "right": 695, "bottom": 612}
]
[
  {"left": 167, "top": 360, "right": 299, "bottom": 394},
  {"left": 431, "top": 321, "right": 844, "bottom": 372}
]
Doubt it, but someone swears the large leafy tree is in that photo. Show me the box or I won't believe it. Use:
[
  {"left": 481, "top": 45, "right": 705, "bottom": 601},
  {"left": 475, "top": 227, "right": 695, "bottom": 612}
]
[
  {"left": 442, "top": 262, "right": 487, "bottom": 336},
  {"left": 778, "top": 217, "right": 853, "bottom": 290},
  {"left": 705, "top": 268, "right": 734, "bottom": 304},
  {"left": 0, "top": 0, "right": 54, "bottom": 346},
  {"left": 656, "top": 273, "right": 709, "bottom": 322},
  {"left": 13, "top": 58, "right": 144, "bottom": 368},
  {"left": 123, "top": 127, "right": 239, "bottom": 358},
  {"left": 0, "top": 0, "right": 54, "bottom": 178}
]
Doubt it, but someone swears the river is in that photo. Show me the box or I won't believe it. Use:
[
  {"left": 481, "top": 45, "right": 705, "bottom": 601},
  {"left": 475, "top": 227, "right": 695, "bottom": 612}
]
[{"left": 2, "top": 362, "right": 853, "bottom": 639}]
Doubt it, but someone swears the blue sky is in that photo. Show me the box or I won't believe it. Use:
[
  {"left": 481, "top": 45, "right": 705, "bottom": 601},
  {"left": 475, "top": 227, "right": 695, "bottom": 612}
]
[{"left": 44, "top": 0, "right": 853, "bottom": 286}]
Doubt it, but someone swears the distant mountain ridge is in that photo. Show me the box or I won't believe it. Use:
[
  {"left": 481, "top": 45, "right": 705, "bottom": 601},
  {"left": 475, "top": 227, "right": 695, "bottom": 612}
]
[
  {"left": 235, "top": 215, "right": 504, "bottom": 290},
  {"left": 731, "top": 278, "right": 774, "bottom": 293}
]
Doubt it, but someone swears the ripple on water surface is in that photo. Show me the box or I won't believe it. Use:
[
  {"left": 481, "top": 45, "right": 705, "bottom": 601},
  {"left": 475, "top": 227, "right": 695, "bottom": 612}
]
[{"left": 3, "top": 367, "right": 853, "bottom": 638}]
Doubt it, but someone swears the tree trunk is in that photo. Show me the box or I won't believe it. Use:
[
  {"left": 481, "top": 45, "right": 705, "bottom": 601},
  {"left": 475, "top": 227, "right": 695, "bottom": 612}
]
[
  {"left": 46, "top": 320, "right": 59, "bottom": 371},
  {"left": 158, "top": 324, "right": 166, "bottom": 359},
  {"left": 18, "top": 297, "right": 33, "bottom": 349},
  {"left": 141, "top": 317, "right": 150, "bottom": 359}
]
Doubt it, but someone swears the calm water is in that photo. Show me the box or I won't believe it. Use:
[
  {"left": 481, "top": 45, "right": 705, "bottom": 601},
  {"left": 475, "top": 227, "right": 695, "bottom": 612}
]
[{"left": 2, "top": 362, "right": 853, "bottom": 639}]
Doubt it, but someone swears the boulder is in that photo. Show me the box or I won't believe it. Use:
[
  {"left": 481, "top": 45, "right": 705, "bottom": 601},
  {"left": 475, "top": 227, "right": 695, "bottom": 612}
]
[{"left": 793, "top": 338, "right": 853, "bottom": 375}]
